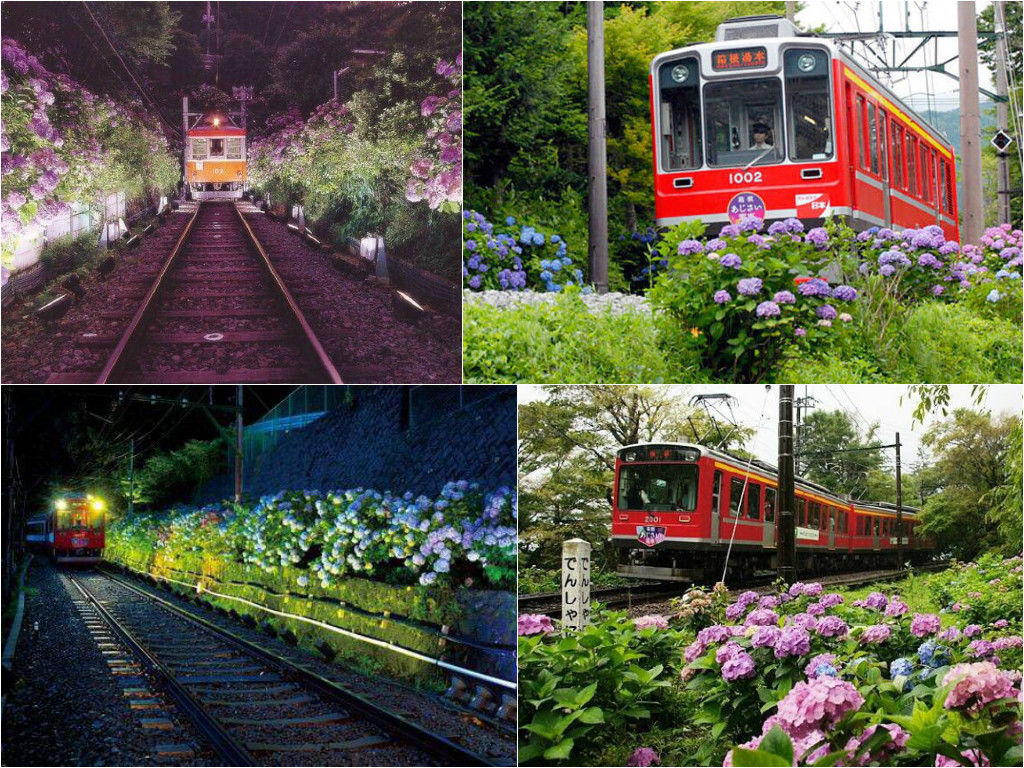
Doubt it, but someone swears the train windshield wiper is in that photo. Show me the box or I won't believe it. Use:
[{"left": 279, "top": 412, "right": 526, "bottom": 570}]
[{"left": 744, "top": 147, "right": 774, "bottom": 171}]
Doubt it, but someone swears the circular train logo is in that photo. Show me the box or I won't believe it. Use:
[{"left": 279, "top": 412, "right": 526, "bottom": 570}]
[{"left": 727, "top": 191, "right": 766, "bottom": 224}]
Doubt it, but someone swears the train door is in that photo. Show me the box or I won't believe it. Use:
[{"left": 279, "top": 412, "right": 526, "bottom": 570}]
[
  {"left": 763, "top": 487, "right": 776, "bottom": 547},
  {"left": 710, "top": 470, "right": 723, "bottom": 543},
  {"left": 878, "top": 108, "right": 892, "bottom": 225},
  {"left": 871, "top": 516, "right": 880, "bottom": 550},
  {"left": 827, "top": 507, "right": 836, "bottom": 550}
]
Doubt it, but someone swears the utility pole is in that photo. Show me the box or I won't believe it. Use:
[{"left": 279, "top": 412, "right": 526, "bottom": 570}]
[
  {"left": 994, "top": 1, "right": 1012, "bottom": 225},
  {"left": 3, "top": 389, "right": 16, "bottom": 606},
  {"left": 234, "top": 386, "right": 244, "bottom": 504},
  {"left": 777, "top": 385, "right": 797, "bottom": 584},
  {"left": 127, "top": 438, "right": 135, "bottom": 516},
  {"left": 587, "top": 0, "right": 609, "bottom": 294},
  {"left": 895, "top": 432, "right": 903, "bottom": 571},
  {"left": 959, "top": 0, "right": 984, "bottom": 243}
]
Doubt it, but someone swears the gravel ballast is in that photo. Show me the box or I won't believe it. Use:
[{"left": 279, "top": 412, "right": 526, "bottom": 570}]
[{"left": 464, "top": 288, "right": 652, "bottom": 315}]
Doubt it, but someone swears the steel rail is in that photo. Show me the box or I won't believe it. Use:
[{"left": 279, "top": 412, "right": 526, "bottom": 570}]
[
  {"left": 67, "top": 572, "right": 256, "bottom": 767},
  {"left": 233, "top": 205, "right": 343, "bottom": 383},
  {"left": 101, "top": 569, "right": 498, "bottom": 767},
  {"left": 95, "top": 206, "right": 201, "bottom": 383}
]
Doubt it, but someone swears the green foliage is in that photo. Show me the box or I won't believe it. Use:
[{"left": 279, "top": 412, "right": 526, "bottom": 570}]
[
  {"left": 518, "top": 566, "right": 640, "bottom": 595},
  {"left": 926, "top": 555, "right": 1024, "bottom": 630},
  {"left": 463, "top": 289, "right": 686, "bottom": 383},
  {"left": 518, "top": 611, "right": 679, "bottom": 764},
  {"left": 39, "top": 233, "right": 101, "bottom": 275},
  {"left": 127, "top": 439, "right": 226, "bottom": 510},
  {"left": 798, "top": 410, "right": 884, "bottom": 498},
  {"left": 918, "top": 409, "right": 1023, "bottom": 559}
]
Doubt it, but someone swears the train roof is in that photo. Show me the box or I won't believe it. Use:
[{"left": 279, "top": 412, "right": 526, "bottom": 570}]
[
  {"left": 650, "top": 16, "right": 953, "bottom": 152},
  {"left": 616, "top": 441, "right": 920, "bottom": 516},
  {"left": 188, "top": 112, "right": 244, "bottom": 136}
]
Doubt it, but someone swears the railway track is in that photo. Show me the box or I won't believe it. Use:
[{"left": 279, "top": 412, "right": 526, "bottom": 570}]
[
  {"left": 519, "top": 562, "right": 951, "bottom": 619},
  {"left": 51, "top": 201, "right": 342, "bottom": 384},
  {"left": 66, "top": 569, "right": 497, "bottom": 767}
]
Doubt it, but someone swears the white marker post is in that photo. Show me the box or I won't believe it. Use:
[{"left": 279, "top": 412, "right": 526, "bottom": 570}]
[{"left": 561, "top": 538, "right": 592, "bottom": 632}]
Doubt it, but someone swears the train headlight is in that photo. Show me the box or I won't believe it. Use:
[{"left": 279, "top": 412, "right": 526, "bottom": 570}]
[
  {"left": 797, "top": 54, "right": 817, "bottom": 73},
  {"left": 91, "top": 499, "right": 105, "bottom": 512},
  {"left": 671, "top": 64, "right": 689, "bottom": 83},
  {"left": 213, "top": 117, "right": 221, "bottom": 127},
  {"left": 55, "top": 498, "right": 68, "bottom": 511}
]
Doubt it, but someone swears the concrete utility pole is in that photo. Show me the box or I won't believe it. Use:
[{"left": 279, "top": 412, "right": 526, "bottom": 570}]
[
  {"left": 994, "top": 1, "right": 1012, "bottom": 225},
  {"left": 127, "top": 438, "right": 135, "bottom": 516},
  {"left": 587, "top": 0, "right": 609, "bottom": 294},
  {"left": 895, "top": 432, "right": 903, "bottom": 571},
  {"left": 234, "top": 386, "right": 244, "bottom": 504},
  {"left": 959, "top": 1, "right": 984, "bottom": 243},
  {"left": 777, "top": 385, "right": 797, "bottom": 585}
]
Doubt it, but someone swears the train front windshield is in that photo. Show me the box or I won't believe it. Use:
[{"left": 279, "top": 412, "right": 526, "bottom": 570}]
[
  {"left": 618, "top": 464, "right": 699, "bottom": 512},
  {"left": 656, "top": 46, "right": 834, "bottom": 171}
]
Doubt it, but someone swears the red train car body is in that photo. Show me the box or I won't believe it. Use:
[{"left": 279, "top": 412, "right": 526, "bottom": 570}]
[
  {"left": 649, "top": 15, "right": 959, "bottom": 240},
  {"left": 25, "top": 493, "right": 106, "bottom": 564},
  {"left": 611, "top": 442, "right": 934, "bottom": 582}
]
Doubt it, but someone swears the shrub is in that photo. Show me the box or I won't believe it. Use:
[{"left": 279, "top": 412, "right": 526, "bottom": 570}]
[
  {"left": 39, "top": 233, "right": 99, "bottom": 275},
  {"left": 462, "top": 288, "right": 691, "bottom": 383}
]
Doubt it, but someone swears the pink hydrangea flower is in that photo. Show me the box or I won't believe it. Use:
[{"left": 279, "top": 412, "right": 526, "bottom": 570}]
[
  {"left": 786, "top": 612, "right": 818, "bottom": 630},
  {"left": 843, "top": 723, "right": 909, "bottom": 766},
  {"left": 910, "top": 613, "right": 942, "bottom": 637},
  {"left": 804, "top": 653, "right": 840, "bottom": 678},
  {"left": 774, "top": 625, "right": 811, "bottom": 658},
  {"left": 684, "top": 640, "right": 706, "bottom": 663},
  {"left": 627, "top": 747, "right": 660, "bottom": 767},
  {"left": 818, "top": 593, "right": 844, "bottom": 608},
  {"left": 884, "top": 599, "right": 909, "bottom": 616},
  {"left": 744, "top": 608, "right": 780, "bottom": 627},
  {"left": 863, "top": 591, "right": 889, "bottom": 610},
  {"left": 721, "top": 650, "right": 757, "bottom": 682},
  {"left": 964, "top": 624, "right": 983, "bottom": 637},
  {"left": 934, "top": 749, "right": 991, "bottom": 766},
  {"left": 814, "top": 616, "right": 849, "bottom": 638},
  {"left": 633, "top": 614, "right": 670, "bottom": 631},
  {"left": 775, "top": 677, "right": 865, "bottom": 738},
  {"left": 518, "top": 613, "right": 555, "bottom": 636},
  {"left": 942, "top": 662, "right": 1020, "bottom": 712},
  {"left": 992, "top": 636, "right": 1023, "bottom": 651},
  {"left": 992, "top": 619, "right": 1010, "bottom": 629},
  {"left": 860, "top": 624, "right": 893, "bottom": 644},
  {"left": 751, "top": 625, "right": 782, "bottom": 648},
  {"left": 698, "top": 624, "right": 732, "bottom": 646}
]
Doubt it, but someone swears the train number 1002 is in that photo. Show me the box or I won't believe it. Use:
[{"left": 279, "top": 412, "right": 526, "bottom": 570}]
[{"left": 729, "top": 171, "right": 763, "bottom": 184}]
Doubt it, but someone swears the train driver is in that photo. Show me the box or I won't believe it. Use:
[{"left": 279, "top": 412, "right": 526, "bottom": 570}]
[{"left": 751, "top": 122, "right": 773, "bottom": 150}]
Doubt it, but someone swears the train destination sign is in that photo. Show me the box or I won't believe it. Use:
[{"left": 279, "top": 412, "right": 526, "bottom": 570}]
[{"left": 712, "top": 46, "right": 767, "bottom": 71}]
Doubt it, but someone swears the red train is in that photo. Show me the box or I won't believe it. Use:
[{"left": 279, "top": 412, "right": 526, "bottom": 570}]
[
  {"left": 649, "top": 15, "right": 959, "bottom": 239},
  {"left": 611, "top": 442, "right": 934, "bottom": 582},
  {"left": 25, "top": 493, "right": 106, "bottom": 564}
]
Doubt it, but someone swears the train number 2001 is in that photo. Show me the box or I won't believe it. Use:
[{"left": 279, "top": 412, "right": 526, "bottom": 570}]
[{"left": 729, "top": 170, "right": 763, "bottom": 184}]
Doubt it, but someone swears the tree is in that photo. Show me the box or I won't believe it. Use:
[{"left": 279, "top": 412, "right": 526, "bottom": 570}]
[
  {"left": 797, "top": 410, "right": 885, "bottom": 497},
  {"left": 125, "top": 438, "right": 226, "bottom": 511},
  {"left": 918, "top": 409, "right": 1022, "bottom": 559}
]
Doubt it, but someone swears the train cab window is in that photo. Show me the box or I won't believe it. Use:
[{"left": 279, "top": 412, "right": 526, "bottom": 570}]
[
  {"left": 764, "top": 487, "right": 777, "bottom": 523},
  {"left": 867, "top": 103, "right": 879, "bottom": 174},
  {"left": 748, "top": 484, "right": 761, "bottom": 520},
  {"left": 209, "top": 138, "right": 225, "bottom": 157},
  {"left": 226, "top": 136, "right": 244, "bottom": 160},
  {"left": 618, "top": 463, "right": 699, "bottom": 512},
  {"left": 56, "top": 509, "right": 71, "bottom": 530},
  {"left": 657, "top": 57, "right": 703, "bottom": 171},
  {"left": 783, "top": 49, "right": 833, "bottom": 161},
  {"left": 729, "top": 478, "right": 746, "bottom": 517},
  {"left": 704, "top": 78, "right": 783, "bottom": 167},
  {"left": 192, "top": 138, "right": 209, "bottom": 160}
]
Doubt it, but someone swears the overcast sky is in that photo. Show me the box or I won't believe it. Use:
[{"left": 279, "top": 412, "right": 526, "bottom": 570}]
[
  {"left": 796, "top": 0, "right": 996, "bottom": 111},
  {"left": 517, "top": 384, "right": 1022, "bottom": 471}
]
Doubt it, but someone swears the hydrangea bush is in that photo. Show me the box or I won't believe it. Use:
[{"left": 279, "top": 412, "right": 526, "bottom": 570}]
[
  {"left": 462, "top": 210, "right": 588, "bottom": 292},
  {"left": 405, "top": 55, "right": 462, "bottom": 212},
  {"left": 1, "top": 37, "right": 178, "bottom": 271},
  {"left": 647, "top": 216, "right": 858, "bottom": 380},
  {"left": 107, "top": 482, "right": 517, "bottom": 590},
  {"left": 517, "top": 557, "right": 1023, "bottom": 766}
]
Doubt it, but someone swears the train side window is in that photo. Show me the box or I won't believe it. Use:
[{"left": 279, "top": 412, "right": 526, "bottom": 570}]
[
  {"left": 192, "top": 138, "right": 209, "bottom": 160},
  {"left": 226, "top": 137, "right": 243, "bottom": 160},
  {"left": 748, "top": 483, "right": 761, "bottom": 520},
  {"left": 867, "top": 103, "right": 879, "bottom": 174},
  {"left": 944, "top": 160, "right": 954, "bottom": 213},
  {"left": 923, "top": 147, "right": 933, "bottom": 203},
  {"left": 797, "top": 498, "right": 806, "bottom": 525},
  {"left": 877, "top": 109, "right": 888, "bottom": 181},
  {"left": 892, "top": 124, "right": 903, "bottom": 189},
  {"left": 857, "top": 95, "right": 868, "bottom": 170},
  {"left": 712, "top": 470, "right": 723, "bottom": 515},
  {"left": 729, "top": 478, "right": 745, "bottom": 517},
  {"left": 784, "top": 49, "right": 833, "bottom": 161},
  {"left": 764, "top": 487, "right": 776, "bottom": 523},
  {"left": 657, "top": 57, "right": 703, "bottom": 171},
  {"left": 909, "top": 135, "right": 917, "bottom": 195},
  {"left": 812, "top": 502, "right": 821, "bottom": 528}
]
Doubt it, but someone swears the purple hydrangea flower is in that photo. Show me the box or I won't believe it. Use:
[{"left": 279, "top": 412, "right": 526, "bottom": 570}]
[
  {"left": 774, "top": 625, "right": 812, "bottom": 658},
  {"left": 774, "top": 290, "right": 796, "bottom": 304},
  {"left": 755, "top": 300, "right": 781, "bottom": 318},
  {"left": 718, "top": 252, "right": 743, "bottom": 268},
  {"left": 678, "top": 239, "right": 704, "bottom": 256},
  {"left": 737, "top": 277, "right": 763, "bottom": 296},
  {"left": 714, "top": 289, "right": 732, "bottom": 304},
  {"left": 816, "top": 304, "right": 837, "bottom": 320},
  {"left": 832, "top": 285, "right": 858, "bottom": 301},
  {"left": 752, "top": 625, "right": 782, "bottom": 648},
  {"left": 815, "top": 615, "right": 849, "bottom": 637},
  {"left": 797, "top": 278, "right": 831, "bottom": 297},
  {"left": 806, "top": 227, "right": 829, "bottom": 248}
]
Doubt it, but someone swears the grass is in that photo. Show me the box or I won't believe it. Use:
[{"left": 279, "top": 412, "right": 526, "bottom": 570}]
[{"left": 518, "top": 566, "right": 641, "bottom": 595}]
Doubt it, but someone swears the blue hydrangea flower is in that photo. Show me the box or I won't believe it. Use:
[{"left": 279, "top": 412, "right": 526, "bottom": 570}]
[
  {"left": 987, "top": 289, "right": 1001, "bottom": 302},
  {"left": 890, "top": 657, "right": 914, "bottom": 677},
  {"left": 464, "top": 239, "right": 477, "bottom": 251}
]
